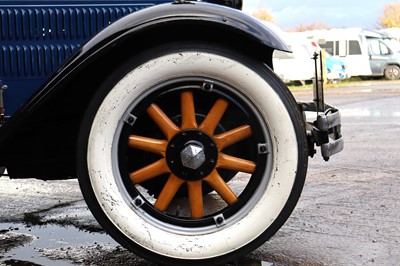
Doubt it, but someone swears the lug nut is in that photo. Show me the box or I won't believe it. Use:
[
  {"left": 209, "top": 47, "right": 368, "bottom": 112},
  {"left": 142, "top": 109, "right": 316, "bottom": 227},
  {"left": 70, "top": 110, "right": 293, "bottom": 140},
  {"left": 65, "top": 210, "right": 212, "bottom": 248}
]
[{"left": 135, "top": 198, "right": 142, "bottom": 206}]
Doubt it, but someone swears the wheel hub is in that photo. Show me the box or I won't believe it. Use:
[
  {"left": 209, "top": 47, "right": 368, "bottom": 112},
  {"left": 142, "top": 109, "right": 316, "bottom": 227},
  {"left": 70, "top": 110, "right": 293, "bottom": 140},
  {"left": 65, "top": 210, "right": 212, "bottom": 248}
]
[
  {"left": 166, "top": 129, "right": 218, "bottom": 181},
  {"left": 180, "top": 142, "right": 206, "bottom": 170}
]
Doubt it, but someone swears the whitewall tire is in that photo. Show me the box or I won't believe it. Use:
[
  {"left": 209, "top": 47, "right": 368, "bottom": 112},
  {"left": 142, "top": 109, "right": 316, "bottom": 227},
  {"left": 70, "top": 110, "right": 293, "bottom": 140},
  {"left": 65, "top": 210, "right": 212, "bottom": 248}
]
[{"left": 77, "top": 42, "right": 308, "bottom": 266}]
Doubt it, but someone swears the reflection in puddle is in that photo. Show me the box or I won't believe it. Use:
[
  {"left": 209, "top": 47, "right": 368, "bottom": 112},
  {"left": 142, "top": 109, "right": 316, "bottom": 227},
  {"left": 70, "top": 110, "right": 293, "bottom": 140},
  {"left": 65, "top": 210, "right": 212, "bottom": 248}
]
[
  {"left": 0, "top": 223, "right": 284, "bottom": 266},
  {"left": 0, "top": 223, "right": 117, "bottom": 266}
]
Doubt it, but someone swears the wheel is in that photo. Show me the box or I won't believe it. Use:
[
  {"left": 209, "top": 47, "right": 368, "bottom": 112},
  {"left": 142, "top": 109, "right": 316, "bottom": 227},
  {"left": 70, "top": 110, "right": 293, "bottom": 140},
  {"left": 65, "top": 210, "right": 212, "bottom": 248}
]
[
  {"left": 384, "top": 65, "right": 400, "bottom": 80},
  {"left": 77, "top": 42, "right": 308, "bottom": 266}
]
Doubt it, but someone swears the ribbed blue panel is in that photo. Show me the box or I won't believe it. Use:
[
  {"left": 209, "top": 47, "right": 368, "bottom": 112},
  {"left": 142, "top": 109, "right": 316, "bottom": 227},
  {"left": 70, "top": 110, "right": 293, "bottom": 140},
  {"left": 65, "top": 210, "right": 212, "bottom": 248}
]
[
  {"left": 1, "top": 44, "right": 79, "bottom": 77},
  {"left": 0, "top": 1, "right": 168, "bottom": 115},
  {"left": 0, "top": 5, "right": 142, "bottom": 78},
  {"left": 1, "top": 6, "right": 137, "bottom": 42}
]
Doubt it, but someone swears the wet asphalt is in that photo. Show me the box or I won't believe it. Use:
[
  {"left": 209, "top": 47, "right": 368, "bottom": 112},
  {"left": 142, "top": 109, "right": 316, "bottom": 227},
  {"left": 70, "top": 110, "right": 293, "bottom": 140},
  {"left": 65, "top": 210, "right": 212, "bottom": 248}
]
[{"left": 1, "top": 80, "right": 400, "bottom": 266}]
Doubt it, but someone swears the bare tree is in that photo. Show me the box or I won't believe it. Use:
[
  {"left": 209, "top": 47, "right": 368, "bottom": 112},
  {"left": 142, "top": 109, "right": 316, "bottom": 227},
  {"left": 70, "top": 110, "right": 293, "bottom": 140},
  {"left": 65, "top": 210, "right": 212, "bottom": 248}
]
[
  {"left": 287, "top": 21, "right": 330, "bottom": 32},
  {"left": 379, "top": 2, "right": 400, "bottom": 28}
]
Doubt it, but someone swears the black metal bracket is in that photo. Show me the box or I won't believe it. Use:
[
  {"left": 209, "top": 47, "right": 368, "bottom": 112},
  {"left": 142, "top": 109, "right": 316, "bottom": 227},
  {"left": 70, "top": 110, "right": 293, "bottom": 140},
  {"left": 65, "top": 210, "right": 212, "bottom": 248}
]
[
  {"left": 312, "top": 51, "right": 325, "bottom": 113},
  {"left": 299, "top": 102, "right": 344, "bottom": 161}
]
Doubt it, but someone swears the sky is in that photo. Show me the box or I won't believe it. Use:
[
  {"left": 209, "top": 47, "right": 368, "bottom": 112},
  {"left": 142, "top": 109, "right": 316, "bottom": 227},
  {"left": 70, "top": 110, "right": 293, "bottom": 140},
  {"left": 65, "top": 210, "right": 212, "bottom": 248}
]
[{"left": 242, "top": 0, "right": 397, "bottom": 31}]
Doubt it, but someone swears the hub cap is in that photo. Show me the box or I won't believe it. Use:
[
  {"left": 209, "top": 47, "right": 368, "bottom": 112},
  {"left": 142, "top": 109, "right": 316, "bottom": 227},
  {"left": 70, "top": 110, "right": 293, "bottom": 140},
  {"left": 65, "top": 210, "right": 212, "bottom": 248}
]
[
  {"left": 166, "top": 130, "right": 218, "bottom": 181},
  {"left": 181, "top": 143, "right": 205, "bottom": 170}
]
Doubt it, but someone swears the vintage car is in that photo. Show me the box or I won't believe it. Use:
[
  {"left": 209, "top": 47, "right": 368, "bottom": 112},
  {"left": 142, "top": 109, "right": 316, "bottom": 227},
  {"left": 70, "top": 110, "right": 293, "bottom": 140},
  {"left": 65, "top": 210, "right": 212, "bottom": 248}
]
[{"left": 0, "top": 0, "right": 343, "bottom": 265}]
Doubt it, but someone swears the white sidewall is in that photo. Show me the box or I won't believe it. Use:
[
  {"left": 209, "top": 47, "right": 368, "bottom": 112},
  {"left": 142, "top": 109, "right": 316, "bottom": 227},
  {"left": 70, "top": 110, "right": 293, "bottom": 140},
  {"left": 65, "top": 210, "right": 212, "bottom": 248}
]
[{"left": 87, "top": 51, "right": 299, "bottom": 259}]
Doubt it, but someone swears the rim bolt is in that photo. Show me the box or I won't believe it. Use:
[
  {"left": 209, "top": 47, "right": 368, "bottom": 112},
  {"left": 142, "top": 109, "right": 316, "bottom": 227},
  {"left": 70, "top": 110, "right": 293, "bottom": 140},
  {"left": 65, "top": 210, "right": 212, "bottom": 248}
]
[{"left": 135, "top": 198, "right": 142, "bottom": 206}]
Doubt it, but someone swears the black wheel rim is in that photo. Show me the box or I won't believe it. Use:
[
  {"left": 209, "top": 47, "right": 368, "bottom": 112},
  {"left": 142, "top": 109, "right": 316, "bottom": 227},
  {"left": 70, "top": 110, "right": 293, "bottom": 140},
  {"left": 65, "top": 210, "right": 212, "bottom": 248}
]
[{"left": 116, "top": 77, "right": 273, "bottom": 229}]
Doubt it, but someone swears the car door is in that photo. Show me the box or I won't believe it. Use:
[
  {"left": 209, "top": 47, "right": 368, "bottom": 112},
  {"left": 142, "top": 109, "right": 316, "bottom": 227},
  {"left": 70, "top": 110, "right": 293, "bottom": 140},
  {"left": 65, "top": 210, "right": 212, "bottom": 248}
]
[{"left": 368, "top": 38, "right": 391, "bottom": 75}]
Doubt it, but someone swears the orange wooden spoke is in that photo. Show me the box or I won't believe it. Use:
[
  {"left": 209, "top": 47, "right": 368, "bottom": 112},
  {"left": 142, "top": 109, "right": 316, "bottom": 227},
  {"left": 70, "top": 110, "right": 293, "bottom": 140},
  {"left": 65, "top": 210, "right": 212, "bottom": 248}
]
[
  {"left": 204, "top": 170, "right": 238, "bottom": 205},
  {"left": 213, "top": 125, "right": 252, "bottom": 151},
  {"left": 180, "top": 91, "right": 198, "bottom": 130},
  {"left": 217, "top": 153, "right": 256, "bottom": 174},
  {"left": 130, "top": 159, "right": 170, "bottom": 184},
  {"left": 128, "top": 135, "right": 167, "bottom": 156},
  {"left": 199, "top": 99, "right": 228, "bottom": 135},
  {"left": 147, "top": 103, "right": 180, "bottom": 140},
  {"left": 154, "top": 174, "right": 185, "bottom": 212},
  {"left": 187, "top": 180, "right": 204, "bottom": 219}
]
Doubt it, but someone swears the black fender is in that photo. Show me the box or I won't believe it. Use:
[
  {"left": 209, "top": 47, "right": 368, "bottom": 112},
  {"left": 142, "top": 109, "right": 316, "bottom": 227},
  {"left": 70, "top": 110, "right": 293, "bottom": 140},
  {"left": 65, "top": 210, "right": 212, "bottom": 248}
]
[{"left": 0, "top": 1, "right": 290, "bottom": 178}]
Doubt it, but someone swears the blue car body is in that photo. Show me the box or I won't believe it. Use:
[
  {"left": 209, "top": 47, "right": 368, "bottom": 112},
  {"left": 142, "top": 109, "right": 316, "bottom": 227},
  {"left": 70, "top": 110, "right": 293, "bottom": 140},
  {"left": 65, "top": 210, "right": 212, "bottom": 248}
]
[
  {"left": 0, "top": 0, "right": 290, "bottom": 178},
  {"left": 1, "top": 0, "right": 170, "bottom": 116}
]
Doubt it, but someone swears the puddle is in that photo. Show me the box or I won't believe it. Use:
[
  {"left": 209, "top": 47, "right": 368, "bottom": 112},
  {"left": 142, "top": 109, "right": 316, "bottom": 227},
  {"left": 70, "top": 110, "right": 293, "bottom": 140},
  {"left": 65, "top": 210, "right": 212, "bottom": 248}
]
[
  {"left": 0, "top": 223, "right": 118, "bottom": 266},
  {"left": 0, "top": 223, "right": 297, "bottom": 266}
]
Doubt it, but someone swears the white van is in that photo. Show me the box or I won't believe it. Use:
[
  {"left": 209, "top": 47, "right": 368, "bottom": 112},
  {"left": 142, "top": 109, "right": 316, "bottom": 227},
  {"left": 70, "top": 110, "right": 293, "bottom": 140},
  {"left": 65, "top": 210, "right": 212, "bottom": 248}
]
[
  {"left": 257, "top": 21, "right": 317, "bottom": 85},
  {"left": 272, "top": 33, "right": 317, "bottom": 85},
  {"left": 301, "top": 28, "right": 400, "bottom": 80},
  {"left": 368, "top": 37, "right": 400, "bottom": 79},
  {"left": 380, "top": 27, "right": 400, "bottom": 42},
  {"left": 300, "top": 28, "right": 372, "bottom": 77}
]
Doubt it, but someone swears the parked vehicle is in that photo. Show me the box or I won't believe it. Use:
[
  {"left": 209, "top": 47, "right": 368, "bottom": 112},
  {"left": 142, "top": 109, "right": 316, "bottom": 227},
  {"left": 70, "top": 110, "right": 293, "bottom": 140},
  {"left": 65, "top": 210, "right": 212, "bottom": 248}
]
[
  {"left": 0, "top": 1, "right": 343, "bottom": 265},
  {"left": 302, "top": 28, "right": 400, "bottom": 80},
  {"left": 380, "top": 27, "right": 400, "bottom": 42},
  {"left": 367, "top": 37, "right": 400, "bottom": 80},
  {"left": 325, "top": 52, "right": 349, "bottom": 82},
  {"left": 309, "top": 39, "right": 349, "bottom": 83},
  {"left": 272, "top": 31, "right": 348, "bottom": 85},
  {"left": 272, "top": 34, "right": 316, "bottom": 85},
  {"left": 254, "top": 25, "right": 316, "bottom": 85}
]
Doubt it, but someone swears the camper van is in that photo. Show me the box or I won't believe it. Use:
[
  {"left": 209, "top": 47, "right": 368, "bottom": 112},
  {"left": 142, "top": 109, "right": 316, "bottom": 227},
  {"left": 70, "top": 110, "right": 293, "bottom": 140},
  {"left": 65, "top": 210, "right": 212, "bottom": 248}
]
[
  {"left": 272, "top": 31, "right": 348, "bottom": 84},
  {"left": 302, "top": 28, "right": 400, "bottom": 80},
  {"left": 272, "top": 34, "right": 316, "bottom": 85},
  {"left": 255, "top": 21, "right": 317, "bottom": 85}
]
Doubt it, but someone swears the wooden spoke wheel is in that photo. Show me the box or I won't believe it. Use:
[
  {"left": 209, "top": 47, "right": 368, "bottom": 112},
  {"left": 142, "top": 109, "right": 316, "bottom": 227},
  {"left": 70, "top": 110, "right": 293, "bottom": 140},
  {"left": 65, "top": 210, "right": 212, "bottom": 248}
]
[{"left": 78, "top": 42, "right": 308, "bottom": 266}]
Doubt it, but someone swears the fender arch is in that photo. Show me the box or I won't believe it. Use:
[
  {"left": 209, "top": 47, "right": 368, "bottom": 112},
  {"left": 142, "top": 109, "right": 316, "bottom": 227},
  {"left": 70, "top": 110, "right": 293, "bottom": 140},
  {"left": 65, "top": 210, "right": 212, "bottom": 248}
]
[{"left": 0, "top": 1, "right": 290, "bottom": 179}]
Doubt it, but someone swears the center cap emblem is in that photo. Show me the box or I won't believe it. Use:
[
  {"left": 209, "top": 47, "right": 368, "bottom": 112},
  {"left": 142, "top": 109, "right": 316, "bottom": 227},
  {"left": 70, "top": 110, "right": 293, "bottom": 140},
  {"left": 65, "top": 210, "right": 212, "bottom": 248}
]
[{"left": 180, "top": 143, "right": 206, "bottom": 170}]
